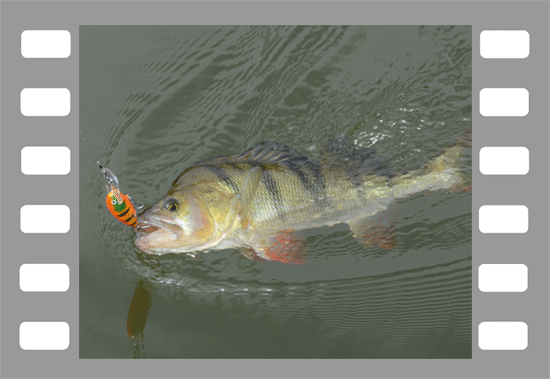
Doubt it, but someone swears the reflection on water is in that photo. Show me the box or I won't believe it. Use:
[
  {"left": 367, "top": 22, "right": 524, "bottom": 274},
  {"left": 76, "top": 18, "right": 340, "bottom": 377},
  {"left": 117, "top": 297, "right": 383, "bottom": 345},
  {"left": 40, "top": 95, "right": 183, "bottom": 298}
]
[{"left": 80, "top": 25, "right": 472, "bottom": 359}]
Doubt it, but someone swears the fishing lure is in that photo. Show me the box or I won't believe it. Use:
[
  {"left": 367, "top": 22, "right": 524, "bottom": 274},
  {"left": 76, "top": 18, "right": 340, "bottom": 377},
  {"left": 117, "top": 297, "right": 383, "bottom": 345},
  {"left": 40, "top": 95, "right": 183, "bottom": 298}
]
[{"left": 99, "top": 163, "right": 138, "bottom": 228}]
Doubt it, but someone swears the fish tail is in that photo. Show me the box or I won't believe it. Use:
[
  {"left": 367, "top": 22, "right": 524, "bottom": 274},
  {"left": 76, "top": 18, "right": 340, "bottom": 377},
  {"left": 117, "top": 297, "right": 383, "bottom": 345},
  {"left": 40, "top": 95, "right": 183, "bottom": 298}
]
[
  {"left": 391, "top": 128, "right": 472, "bottom": 197},
  {"left": 424, "top": 127, "right": 472, "bottom": 191}
]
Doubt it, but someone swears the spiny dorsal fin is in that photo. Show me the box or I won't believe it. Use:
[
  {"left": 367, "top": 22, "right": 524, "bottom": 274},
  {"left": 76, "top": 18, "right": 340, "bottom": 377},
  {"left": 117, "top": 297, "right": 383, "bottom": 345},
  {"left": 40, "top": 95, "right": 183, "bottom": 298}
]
[
  {"left": 319, "top": 135, "right": 394, "bottom": 178},
  {"left": 195, "top": 141, "right": 309, "bottom": 166},
  {"left": 239, "top": 166, "right": 262, "bottom": 229}
]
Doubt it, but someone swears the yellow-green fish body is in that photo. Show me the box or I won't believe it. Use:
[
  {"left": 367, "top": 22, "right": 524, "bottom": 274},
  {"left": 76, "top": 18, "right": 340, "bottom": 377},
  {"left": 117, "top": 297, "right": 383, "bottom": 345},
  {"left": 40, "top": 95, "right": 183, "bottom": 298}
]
[{"left": 135, "top": 134, "right": 471, "bottom": 263}]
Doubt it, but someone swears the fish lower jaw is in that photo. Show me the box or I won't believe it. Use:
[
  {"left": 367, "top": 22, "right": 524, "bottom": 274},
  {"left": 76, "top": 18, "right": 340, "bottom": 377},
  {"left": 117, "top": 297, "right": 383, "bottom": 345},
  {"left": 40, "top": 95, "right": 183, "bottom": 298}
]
[
  {"left": 135, "top": 243, "right": 205, "bottom": 255},
  {"left": 134, "top": 236, "right": 237, "bottom": 256}
]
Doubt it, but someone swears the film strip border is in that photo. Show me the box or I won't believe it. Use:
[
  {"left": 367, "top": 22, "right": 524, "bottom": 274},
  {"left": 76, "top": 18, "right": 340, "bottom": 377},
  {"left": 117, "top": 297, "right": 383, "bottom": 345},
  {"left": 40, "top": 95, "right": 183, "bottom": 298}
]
[
  {"left": 477, "top": 30, "right": 531, "bottom": 352},
  {"left": 14, "top": 29, "right": 533, "bottom": 353},
  {"left": 18, "top": 30, "right": 73, "bottom": 351}
]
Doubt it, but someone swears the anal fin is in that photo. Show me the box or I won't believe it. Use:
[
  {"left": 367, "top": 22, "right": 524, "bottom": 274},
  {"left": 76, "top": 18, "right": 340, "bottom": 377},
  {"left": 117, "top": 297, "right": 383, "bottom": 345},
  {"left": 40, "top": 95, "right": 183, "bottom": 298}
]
[
  {"left": 243, "top": 230, "right": 306, "bottom": 265},
  {"left": 447, "top": 183, "right": 472, "bottom": 193},
  {"left": 349, "top": 218, "right": 396, "bottom": 250}
]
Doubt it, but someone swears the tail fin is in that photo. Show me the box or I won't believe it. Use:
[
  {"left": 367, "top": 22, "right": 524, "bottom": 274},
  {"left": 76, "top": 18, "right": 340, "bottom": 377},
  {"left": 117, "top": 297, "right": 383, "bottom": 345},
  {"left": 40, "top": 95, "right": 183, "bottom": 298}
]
[
  {"left": 424, "top": 127, "right": 472, "bottom": 191},
  {"left": 392, "top": 128, "right": 472, "bottom": 197}
]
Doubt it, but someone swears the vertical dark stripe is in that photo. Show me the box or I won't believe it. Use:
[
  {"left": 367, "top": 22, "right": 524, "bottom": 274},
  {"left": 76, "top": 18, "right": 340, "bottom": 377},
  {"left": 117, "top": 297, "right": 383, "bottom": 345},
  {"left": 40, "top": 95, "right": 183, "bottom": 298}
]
[
  {"left": 345, "top": 164, "right": 366, "bottom": 201},
  {"left": 205, "top": 165, "right": 240, "bottom": 193},
  {"left": 307, "top": 160, "right": 328, "bottom": 205},
  {"left": 259, "top": 164, "right": 286, "bottom": 222},
  {"left": 285, "top": 161, "right": 310, "bottom": 192},
  {"left": 284, "top": 159, "right": 329, "bottom": 211}
]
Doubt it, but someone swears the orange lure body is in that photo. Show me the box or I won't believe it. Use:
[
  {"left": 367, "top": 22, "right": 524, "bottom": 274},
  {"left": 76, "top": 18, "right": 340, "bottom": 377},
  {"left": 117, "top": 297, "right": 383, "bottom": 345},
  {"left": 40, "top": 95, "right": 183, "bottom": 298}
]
[
  {"left": 106, "top": 190, "right": 138, "bottom": 228},
  {"left": 100, "top": 164, "right": 138, "bottom": 228}
]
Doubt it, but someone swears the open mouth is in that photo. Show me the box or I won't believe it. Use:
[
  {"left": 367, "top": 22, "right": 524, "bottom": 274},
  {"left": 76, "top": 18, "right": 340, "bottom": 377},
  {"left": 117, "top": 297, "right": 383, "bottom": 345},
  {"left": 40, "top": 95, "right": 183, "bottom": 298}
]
[
  {"left": 135, "top": 215, "right": 182, "bottom": 241},
  {"left": 135, "top": 220, "right": 160, "bottom": 235}
]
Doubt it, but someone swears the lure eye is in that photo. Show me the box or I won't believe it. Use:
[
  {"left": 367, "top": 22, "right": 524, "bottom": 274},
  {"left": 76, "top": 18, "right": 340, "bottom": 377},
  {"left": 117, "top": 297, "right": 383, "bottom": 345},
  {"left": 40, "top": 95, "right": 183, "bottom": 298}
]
[
  {"left": 163, "top": 197, "right": 179, "bottom": 212},
  {"left": 111, "top": 199, "right": 117, "bottom": 205}
]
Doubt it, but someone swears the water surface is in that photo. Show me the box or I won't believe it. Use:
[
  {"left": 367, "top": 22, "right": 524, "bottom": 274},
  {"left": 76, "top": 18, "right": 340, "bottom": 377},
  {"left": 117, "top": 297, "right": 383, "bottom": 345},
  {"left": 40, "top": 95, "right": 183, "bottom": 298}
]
[{"left": 80, "top": 25, "right": 472, "bottom": 359}]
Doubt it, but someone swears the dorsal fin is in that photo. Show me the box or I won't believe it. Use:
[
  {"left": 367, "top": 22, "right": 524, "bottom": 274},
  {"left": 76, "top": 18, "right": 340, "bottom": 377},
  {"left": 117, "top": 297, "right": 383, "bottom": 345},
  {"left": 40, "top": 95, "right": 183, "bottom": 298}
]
[
  {"left": 195, "top": 141, "right": 309, "bottom": 166},
  {"left": 319, "top": 135, "right": 394, "bottom": 178}
]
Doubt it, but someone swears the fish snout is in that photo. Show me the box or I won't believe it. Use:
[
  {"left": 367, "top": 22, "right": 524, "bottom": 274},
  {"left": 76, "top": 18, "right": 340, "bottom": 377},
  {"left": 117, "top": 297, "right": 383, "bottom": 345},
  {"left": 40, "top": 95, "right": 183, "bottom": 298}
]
[{"left": 133, "top": 214, "right": 185, "bottom": 254}]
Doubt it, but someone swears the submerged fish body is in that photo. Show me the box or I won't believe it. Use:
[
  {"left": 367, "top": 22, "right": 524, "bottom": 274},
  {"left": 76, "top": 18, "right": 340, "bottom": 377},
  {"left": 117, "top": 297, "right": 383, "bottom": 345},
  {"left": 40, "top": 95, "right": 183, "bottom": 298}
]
[{"left": 135, "top": 133, "right": 471, "bottom": 263}]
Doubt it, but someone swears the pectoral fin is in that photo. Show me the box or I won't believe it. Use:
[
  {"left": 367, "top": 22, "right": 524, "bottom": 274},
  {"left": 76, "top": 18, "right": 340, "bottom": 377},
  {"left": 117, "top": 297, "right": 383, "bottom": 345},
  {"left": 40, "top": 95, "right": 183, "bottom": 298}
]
[
  {"left": 243, "top": 230, "right": 306, "bottom": 265},
  {"left": 239, "top": 166, "right": 262, "bottom": 229},
  {"left": 349, "top": 218, "right": 396, "bottom": 250}
]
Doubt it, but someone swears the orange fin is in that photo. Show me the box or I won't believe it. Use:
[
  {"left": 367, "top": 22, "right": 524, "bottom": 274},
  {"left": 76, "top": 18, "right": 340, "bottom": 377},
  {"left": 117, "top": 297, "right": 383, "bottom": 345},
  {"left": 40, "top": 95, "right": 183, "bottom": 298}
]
[
  {"left": 245, "top": 230, "right": 306, "bottom": 264},
  {"left": 446, "top": 127, "right": 472, "bottom": 194},
  {"left": 454, "top": 127, "right": 472, "bottom": 148},
  {"left": 349, "top": 218, "right": 396, "bottom": 250},
  {"left": 447, "top": 184, "right": 472, "bottom": 193}
]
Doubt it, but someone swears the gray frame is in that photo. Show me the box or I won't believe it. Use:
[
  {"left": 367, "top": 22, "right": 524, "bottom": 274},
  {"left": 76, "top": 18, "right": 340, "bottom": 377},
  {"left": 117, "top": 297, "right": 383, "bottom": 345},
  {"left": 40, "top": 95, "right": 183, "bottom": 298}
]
[{"left": 1, "top": 1, "right": 548, "bottom": 378}]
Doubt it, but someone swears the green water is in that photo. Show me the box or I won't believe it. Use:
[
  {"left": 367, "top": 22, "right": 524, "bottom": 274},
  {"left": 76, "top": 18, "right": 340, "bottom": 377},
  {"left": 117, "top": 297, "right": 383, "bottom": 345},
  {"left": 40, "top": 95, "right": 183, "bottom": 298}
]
[{"left": 79, "top": 25, "right": 472, "bottom": 359}]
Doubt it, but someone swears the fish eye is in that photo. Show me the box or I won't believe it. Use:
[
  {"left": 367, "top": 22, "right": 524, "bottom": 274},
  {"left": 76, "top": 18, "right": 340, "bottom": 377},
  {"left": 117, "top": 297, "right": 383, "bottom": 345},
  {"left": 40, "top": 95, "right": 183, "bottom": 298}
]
[{"left": 163, "top": 197, "right": 179, "bottom": 212}]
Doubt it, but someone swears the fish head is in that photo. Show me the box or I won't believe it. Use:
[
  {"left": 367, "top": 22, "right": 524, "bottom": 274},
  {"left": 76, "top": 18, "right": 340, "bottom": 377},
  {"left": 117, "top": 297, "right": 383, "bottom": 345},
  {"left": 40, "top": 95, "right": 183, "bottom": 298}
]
[{"left": 134, "top": 190, "right": 216, "bottom": 254}]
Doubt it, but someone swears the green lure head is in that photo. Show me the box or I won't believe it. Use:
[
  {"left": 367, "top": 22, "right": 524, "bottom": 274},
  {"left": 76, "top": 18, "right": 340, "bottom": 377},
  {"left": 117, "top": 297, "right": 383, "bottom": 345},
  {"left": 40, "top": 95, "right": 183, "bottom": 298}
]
[{"left": 109, "top": 191, "right": 126, "bottom": 213}]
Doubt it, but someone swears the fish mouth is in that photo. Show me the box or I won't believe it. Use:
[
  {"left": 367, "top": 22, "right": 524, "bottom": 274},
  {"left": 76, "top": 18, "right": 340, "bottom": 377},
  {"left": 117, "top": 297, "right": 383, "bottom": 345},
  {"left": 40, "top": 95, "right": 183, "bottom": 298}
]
[
  {"left": 136, "top": 215, "right": 182, "bottom": 239},
  {"left": 135, "top": 220, "right": 160, "bottom": 235},
  {"left": 134, "top": 215, "right": 184, "bottom": 252}
]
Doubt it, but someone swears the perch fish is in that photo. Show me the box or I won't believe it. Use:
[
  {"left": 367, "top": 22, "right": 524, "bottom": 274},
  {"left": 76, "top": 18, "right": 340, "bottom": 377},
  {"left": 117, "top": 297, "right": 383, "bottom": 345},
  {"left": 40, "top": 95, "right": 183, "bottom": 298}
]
[{"left": 134, "top": 132, "right": 471, "bottom": 264}]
